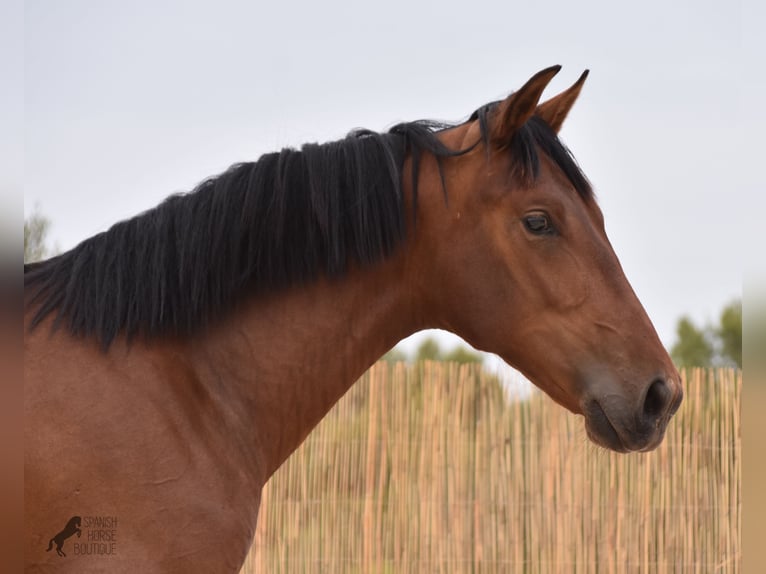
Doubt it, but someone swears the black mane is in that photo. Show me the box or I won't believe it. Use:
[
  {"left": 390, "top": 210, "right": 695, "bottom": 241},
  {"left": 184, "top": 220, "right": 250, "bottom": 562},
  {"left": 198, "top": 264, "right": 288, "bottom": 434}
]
[{"left": 25, "top": 111, "right": 591, "bottom": 348}]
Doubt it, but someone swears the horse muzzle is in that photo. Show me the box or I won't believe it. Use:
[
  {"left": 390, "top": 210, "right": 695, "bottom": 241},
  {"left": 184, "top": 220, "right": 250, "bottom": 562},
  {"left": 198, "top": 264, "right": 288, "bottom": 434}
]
[{"left": 582, "top": 375, "right": 683, "bottom": 453}]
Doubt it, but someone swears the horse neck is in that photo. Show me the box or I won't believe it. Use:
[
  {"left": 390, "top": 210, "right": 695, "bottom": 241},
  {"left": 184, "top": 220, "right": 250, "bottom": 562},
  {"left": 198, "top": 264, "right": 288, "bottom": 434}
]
[{"left": 184, "top": 253, "right": 423, "bottom": 480}]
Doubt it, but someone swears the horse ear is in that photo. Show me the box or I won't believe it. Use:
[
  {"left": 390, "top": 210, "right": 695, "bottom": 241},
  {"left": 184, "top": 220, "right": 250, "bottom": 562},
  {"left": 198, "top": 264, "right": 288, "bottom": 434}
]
[
  {"left": 492, "top": 65, "right": 561, "bottom": 146},
  {"left": 535, "top": 69, "right": 589, "bottom": 133}
]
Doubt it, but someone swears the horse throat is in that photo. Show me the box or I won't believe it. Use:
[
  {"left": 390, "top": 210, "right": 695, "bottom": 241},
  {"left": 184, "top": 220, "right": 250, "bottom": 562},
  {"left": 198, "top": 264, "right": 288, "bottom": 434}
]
[{"left": 184, "top": 254, "right": 421, "bottom": 480}]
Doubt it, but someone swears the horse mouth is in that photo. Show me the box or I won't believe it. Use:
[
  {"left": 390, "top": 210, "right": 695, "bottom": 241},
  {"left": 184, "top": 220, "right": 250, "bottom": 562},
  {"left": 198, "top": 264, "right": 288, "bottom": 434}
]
[
  {"left": 583, "top": 399, "right": 665, "bottom": 453},
  {"left": 584, "top": 401, "right": 630, "bottom": 452}
]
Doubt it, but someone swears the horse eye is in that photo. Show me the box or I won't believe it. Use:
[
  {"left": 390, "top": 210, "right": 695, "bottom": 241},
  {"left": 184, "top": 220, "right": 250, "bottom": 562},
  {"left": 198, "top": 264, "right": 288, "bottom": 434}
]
[{"left": 523, "top": 214, "right": 553, "bottom": 235}]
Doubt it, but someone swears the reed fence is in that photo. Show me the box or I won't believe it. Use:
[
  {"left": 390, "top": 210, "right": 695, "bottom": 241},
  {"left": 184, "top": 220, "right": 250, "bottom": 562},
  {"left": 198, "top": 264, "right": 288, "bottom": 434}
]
[{"left": 241, "top": 365, "right": 740, "bottom": 573}]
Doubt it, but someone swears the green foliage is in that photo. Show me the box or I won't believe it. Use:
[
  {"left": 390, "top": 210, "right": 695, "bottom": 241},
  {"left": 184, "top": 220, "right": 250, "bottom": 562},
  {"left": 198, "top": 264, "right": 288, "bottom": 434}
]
[
  {"left": 24, "top": 209, "right": 52, "bottom": 263},
  {"left": 717, "top": 301, "right": 742, "bottom": 368},
  {"left": 671, "top": 317, "right": 713, "bottom": 367},
  {"left": 670, "top": 299, "right": 742, "bottom": 368},
  {"left": 442, "top": 345, "right": 483, "bottom": 365},
  {"left": 410, "top": 337, "right": 484, "bottom": 364},
  {"left": 383, "top": 337, "right": 485, "bottom": 369},
  {"left": 414, "top": 338, "right": 442, "bottom": 362},
  {"left": 381, "top": 347, "right": 407, "bottom": 364}
]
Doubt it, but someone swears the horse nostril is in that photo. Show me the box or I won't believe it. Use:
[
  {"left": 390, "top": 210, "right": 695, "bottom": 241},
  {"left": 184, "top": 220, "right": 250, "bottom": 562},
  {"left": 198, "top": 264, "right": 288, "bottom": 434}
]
[{"left": 643, "top": 378, "right": 670, "bottom": 422}]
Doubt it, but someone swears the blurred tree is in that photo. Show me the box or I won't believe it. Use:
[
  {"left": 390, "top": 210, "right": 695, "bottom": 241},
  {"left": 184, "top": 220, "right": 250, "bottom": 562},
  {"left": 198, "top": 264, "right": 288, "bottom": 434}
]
[
  {"left": 670, "top": 299, "right": 742, "bottom": 368},
  {"left": 443, "top": 345, "right": 483, "bottom": 365},
  {"left": 671, "top": 317, "right": 713, "bottom": 367},
  {"left": 717, "top": 300, "right": 742, "bottom": 368},
  {"left": 383, "top": 337, "right": 485, "bottom": 365},
  {"left": 24, "top": 210, "right": 52, "bottom": 263},
  {"left": 381, "top": 347, "right": 407, "bottom": 364},
  {"left": 414, "top": 338, "right": 442, "bottom": 362}
]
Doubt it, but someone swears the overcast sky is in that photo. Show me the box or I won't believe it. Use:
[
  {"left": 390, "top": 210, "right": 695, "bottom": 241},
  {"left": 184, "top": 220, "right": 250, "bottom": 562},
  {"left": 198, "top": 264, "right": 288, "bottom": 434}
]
[{"left": 20, "top": 0, "right": 764, "bottom": 354}]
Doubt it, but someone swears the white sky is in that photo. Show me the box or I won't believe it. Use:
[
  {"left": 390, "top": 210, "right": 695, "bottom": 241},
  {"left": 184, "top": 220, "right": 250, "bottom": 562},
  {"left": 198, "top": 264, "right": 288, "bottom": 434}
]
[{"left": 20, "top": 0, "right": 764, "bottom": 354}]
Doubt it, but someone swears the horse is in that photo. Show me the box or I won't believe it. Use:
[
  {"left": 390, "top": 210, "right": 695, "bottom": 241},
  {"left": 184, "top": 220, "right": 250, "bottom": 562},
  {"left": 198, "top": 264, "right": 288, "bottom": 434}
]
[{"left": 24, "top": 66, "right": 683, "bottom": 572}]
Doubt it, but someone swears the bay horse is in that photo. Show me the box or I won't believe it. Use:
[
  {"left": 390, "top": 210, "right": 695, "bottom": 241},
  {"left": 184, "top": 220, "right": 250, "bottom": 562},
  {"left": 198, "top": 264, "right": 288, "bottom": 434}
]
[{"left": 24, "top": 66, "right": 682, "bottom": 572}]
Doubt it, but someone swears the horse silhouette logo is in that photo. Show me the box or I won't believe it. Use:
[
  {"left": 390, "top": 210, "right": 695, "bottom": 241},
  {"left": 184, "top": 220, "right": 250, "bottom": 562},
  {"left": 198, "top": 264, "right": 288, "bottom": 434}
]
[{"left": 46, "top": 516, "right": 82, "bottom": 557}]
